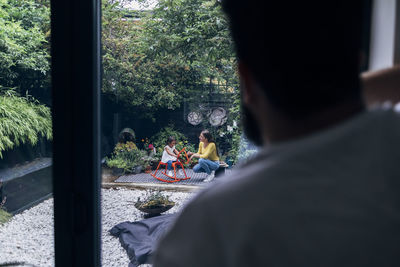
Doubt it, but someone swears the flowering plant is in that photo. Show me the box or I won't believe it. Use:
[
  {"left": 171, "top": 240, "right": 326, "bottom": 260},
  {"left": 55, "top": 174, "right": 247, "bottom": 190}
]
[
  {"left": 141, "top": 137, "right": 149, "bottom": 149},
  {"left": 107, "top": 145, "right": 147, "bottom": 173},
  {"left": 114, "top": 141, "right": 137, "bottom": 154},
  {"left": 141, "top": 137, "right": 156, "bottom": 155}
]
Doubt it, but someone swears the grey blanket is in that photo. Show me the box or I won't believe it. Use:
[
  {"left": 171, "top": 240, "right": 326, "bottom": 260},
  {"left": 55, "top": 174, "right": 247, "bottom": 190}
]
[{"left": 110, "top": 213, "right": 177, "bottom": 267}]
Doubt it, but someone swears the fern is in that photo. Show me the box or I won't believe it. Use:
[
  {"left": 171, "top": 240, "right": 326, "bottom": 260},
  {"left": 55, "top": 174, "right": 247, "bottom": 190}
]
[{"left": 0, "top": 89, "right": 52, "bottom": 158}]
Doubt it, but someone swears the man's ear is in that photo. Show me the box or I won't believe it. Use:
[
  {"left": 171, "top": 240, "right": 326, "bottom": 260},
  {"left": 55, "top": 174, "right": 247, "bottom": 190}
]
[{"left": 238, "top": 61, "right": 255, "bottom": 106}]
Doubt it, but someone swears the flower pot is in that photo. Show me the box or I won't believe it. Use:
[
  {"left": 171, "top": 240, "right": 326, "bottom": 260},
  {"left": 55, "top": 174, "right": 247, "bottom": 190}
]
[
  {"left": 134, "top": 202, "right": 174, "bottom": 218},
  {"left": 133, "top": 166, "right": 143, "bottom": 174},
  {"left": 134, "top": 203, "right": 174, "bottom": 215},
  {"left": 144, "top": 166, "right": 152, "bottom": 173},
  {"left": 112, "top": 167, "right": 124, "bottom": 176}
]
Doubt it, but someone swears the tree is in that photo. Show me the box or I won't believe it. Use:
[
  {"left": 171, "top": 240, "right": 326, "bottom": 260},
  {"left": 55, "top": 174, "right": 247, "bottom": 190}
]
[
  {"left": 0, "top": 0, "right": 50, "bottom": 100},
  {"left": 143, "top": 0, "right": 236, "bottom": 85},
  {"left": 0, "top": 0, "right": 52, "bottom": 158},
  {"left": 101, "top": 0, "right": 238, "bottom": 119}
]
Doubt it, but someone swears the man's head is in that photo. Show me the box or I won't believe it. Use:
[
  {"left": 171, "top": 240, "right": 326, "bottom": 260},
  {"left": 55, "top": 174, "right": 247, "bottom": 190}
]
[{"left": 222, "top": 1, "right": 366, "bottom": 145}]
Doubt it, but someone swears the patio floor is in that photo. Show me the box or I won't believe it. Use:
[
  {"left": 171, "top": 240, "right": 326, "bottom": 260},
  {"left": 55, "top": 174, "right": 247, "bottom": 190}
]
[
  {"left": 115, "top": 169, "right": 209, "bottom": 185},
  {"left": 102, "top": 167, "right": 232, "bottom": 191}
]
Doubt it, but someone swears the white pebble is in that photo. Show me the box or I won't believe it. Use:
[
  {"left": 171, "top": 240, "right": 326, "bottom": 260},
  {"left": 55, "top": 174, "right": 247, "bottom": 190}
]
[{"left": 0, "top": 188, "right": 195, "bottom": 266}]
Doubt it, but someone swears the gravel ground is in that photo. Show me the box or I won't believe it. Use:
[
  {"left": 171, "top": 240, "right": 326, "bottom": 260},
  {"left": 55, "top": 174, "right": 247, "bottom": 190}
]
[{"left": 0, "top": 188, "right": 195, "bottom": 267}]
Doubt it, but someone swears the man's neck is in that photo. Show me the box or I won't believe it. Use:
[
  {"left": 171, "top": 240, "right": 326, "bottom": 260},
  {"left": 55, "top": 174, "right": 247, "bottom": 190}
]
[{"left": 263, "top": 99, "right": 366, "bottom": 144}]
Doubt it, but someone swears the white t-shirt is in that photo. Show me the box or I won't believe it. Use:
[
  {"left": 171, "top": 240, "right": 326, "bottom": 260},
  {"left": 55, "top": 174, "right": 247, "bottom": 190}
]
[
  {"left": 153, "top": 108, "right": 400, "bottom": 267},
  {"left": 161, "top": 145, "right": 177, "bottom": 163}
]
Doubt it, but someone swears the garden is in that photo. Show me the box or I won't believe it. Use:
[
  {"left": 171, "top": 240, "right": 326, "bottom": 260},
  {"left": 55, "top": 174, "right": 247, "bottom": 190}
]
[
  {"left": 0, "top": 0, "right": 258, "bottom": 265},
  {"left": 0, "top": 0, "right": 256, "bottom": 179},
  {"left": 100, "top": 0, "right": 258, "bottom": 179}
]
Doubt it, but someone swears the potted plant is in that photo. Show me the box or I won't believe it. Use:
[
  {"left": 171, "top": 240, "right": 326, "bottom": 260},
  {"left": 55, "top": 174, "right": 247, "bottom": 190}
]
[
  {"left": 134, "top": 190, "right": 175, "bottom": 217},
  {"left": 144, "top": 165, "right": 152, "bottom": 173},
  {"left": 143, "top": 153, "right": 158, "bottom": 173},
  {"left": 106, "top": 142, "right": 147, "bottom": 175}
]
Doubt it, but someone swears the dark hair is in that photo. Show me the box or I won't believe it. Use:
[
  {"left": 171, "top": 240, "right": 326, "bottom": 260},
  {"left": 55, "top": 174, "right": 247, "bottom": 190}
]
[
  {"left": 201, "top": 130, "right": 214, "bottom": 143},
  {"left": 166, "top": 136, "right": 176, "bottom": 145},
  {"left": 222, "top": 1, "right": 365, "bottom": 119},
  {"left": 201, "top": 130, "right": 219, "bottom": 156}
]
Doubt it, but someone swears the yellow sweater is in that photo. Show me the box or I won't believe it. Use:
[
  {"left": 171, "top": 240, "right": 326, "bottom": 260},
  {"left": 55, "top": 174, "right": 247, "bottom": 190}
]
[{"left": 197, "top": 142, "right": 219, "bottom": 161}]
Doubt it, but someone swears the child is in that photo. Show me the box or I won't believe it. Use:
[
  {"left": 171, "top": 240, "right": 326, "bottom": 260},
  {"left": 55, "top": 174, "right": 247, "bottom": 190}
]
[{"left": 161, "top": 136, "right": 184, "bottom": 177}]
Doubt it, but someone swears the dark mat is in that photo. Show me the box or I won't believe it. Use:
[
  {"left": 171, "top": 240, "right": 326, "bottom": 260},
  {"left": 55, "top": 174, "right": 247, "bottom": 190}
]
[{"left": 110, "top": 213, "right": 177, "bottom": 267}]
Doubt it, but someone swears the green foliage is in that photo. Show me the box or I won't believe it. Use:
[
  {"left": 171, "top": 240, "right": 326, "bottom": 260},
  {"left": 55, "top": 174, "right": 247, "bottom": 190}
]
[
  {"left": 0, "top": 208, "right": 11, "bottom": 225},
  {"left": 150, "top": 124, "right": 189, "bottom": 154},
  {"left": 0, "top": 0, "right": 50, "bottom": 94},
  {"left": 225, "top": 89, "right": 242, "bottom": 163},
  {"left": 181, "top": 142, "right": 196, "bottom": 156},
  {"left": 135, "top": 190, "right": 175, "bottom": 209},
  {"left": 144, "top": 0, "right": 235, "bottom": 82},
  {"left": 113, "top": 141, "right": 138, "bottom": 153},
  {"left": 102, "top": 1, "right": 174, "bottom": 119},
  {"left": 0, "top": 89, "right": 52, "bottom": 158},
  {"left": 149, "top": 124, "right": 198, "bottom": 166},
  {"left": 228, "top": 90, "right": 259, "bottom": 164},
  {"left": 0, "top": 183, "right": 10, "bottom": 225},
  {"left": 106, "top": 141, "right": 148, "bottom": 173},
  {"left": 101, "top": 0, "right": 237, "bottom": 119}
]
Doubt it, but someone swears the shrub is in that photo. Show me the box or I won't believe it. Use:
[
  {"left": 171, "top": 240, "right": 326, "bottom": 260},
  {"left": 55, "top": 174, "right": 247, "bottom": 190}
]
[
  {"left": 113, "top": 141, "right": 137, "bottom": 153},
  {"left": 150, "top": 124, "right": 189, "bottom": 155},
  {"left": 0, "top": 90, "right": 52, "bottom": 158},
  {"left": 106, "top": 142, "right": 147, "bottom": 173},
  {"left": 135, "top": 190, "right": 175, "bottom": 209},
  {"left": 0, "top": 208, "right": 11, "bottom": 225},
  {"left": 149, "top": 125, "right": 199, "bottom": 167}
]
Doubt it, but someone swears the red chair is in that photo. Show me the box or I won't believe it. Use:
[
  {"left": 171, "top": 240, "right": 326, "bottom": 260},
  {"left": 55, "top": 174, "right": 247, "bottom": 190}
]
[{"left": 151, "top": 147, "right": 191, "bottom": 183}]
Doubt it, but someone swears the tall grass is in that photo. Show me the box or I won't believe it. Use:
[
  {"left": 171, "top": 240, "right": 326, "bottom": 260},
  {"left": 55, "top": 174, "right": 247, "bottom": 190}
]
[
  {"left": 0, "top": 89, "right": 52, "bottom": 158},
  {"left": 0, "top": 208, "right": 11, "bottom": 225}
]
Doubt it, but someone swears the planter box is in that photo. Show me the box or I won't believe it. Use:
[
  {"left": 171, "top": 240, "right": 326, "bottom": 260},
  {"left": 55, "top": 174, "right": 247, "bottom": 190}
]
[
  {"left": 0, "top": 158, "right": 52, "bottom": 214},
  {"left": 111, "top": 167, "right": 124, "bottom": 176}
]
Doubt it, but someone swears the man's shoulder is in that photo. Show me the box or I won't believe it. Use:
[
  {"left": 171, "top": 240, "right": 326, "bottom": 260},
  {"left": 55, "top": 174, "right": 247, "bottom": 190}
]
[{"left": 188, "top": 108, "right": 400, "bottom": 207}]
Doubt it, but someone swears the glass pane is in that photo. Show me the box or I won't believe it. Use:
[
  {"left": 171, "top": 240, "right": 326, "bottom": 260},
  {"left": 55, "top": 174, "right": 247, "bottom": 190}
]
[
  {"left": 100, "top": 0, "right": 256, "bottom": 265},
  {"left": 0, "top": 0, "right": 54, "bottom": 266}
]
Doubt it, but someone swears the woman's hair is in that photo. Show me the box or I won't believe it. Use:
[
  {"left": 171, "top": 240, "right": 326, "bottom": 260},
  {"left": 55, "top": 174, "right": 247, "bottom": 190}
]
[
  {"left": 201, "top": 130, "right": 219, "bottom": 156},
  {"left": 166, "top": 136, "right": 176, "bottom": 145},
  {"left": 201, "top": 130, "right": 214, "bottom": 143}
]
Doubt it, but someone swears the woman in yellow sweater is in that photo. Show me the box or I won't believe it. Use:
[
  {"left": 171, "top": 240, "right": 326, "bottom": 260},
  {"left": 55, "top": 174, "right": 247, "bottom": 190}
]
[{"left": 188, "top": 130, "right": 219, "bottom": 182}]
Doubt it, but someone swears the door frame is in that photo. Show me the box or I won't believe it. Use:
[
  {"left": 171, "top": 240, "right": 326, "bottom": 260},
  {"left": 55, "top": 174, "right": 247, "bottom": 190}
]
[{"left": 51, "top": 0, "right": 101, "bottom": 265}]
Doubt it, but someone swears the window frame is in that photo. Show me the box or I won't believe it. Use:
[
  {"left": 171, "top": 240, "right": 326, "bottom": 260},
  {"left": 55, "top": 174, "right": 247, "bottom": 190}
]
[
  {"left": 51, "top": 0, "right": 102, "bottom": 265},
  {"left": 48, "top": 0, "right": 379, "bottom": 265},
  {"left": 394, "top": 0, "right": 400, "bottom": 64}
]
